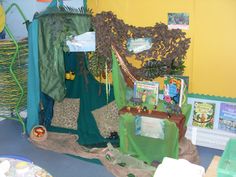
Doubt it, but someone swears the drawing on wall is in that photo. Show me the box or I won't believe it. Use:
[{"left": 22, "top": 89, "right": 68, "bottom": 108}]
[
  {"left": 168, "top": 13, "right": 189, "bottom": 30},
  {"left": 192, "top": 101, "right": 215, "bottom": 129},
  {"left": 218, "top": 103, "right": 236, "bottom": 133}
]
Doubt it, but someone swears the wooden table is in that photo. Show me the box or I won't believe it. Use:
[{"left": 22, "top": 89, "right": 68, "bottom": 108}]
[{"left": 205, "top": 156, "right": 221, "bottom": 177}]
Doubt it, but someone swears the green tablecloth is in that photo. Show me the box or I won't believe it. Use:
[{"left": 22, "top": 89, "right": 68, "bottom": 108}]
[
  {"left": 119, "top": 113, "right": 179, "bottom": 164},
  {"left": 119, "top": 102, "right": 192, "bottom": 164}
]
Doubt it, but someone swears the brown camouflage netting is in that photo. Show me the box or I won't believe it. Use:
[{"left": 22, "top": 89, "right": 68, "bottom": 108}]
[
  {"left": 91, "top": 11, "right": 191, "bottom": 80},
  {"left": 30, "top": 133, "right": 199, "bottom": 177}
]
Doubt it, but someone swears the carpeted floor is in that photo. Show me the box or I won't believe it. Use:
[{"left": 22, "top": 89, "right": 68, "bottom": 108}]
[
  {"left": 0, "top": 119, "right": 223, "bottom": 176},
  {"left": 0, "top": 119, "right": 114, "bottom": 177}
]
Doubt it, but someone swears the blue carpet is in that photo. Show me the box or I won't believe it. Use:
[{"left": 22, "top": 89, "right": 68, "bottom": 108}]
[
  {"left": 0, "top": 119, "right": 224, "bottom": 176},
  {"left": 197, "top": 145, "right": 223, "bottom": 170},
  {"left": 0, "top": 119, "right": 114, "bottom": 177}
]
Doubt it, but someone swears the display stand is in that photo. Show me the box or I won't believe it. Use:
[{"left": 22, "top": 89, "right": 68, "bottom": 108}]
[{"left": 118, "top": 101, "right": 192, "bottom": 164}]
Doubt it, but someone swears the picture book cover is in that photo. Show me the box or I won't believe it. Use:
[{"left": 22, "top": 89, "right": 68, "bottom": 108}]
[
  {"left": 192, "top": 101, "right": 215, "bottom": 129},
  {"left": 163, "top": 76, "right": 185, "bottom": 107},
  {"left": 172, "top": 75, "right": 189, "bottom": 106},
  {"left": 218, "top": 103, "right": 236, "bottom": 133},
  {"left": 135, "top": 115, "right": 165, "bottom": 139},
  {"left": 134, "top": 81, "right": 159, "bottom": 106}
]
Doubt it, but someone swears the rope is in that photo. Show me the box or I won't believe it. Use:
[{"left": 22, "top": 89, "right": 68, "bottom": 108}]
[{"left": 112, "top": 45, "right": 137, "bottom": 83}]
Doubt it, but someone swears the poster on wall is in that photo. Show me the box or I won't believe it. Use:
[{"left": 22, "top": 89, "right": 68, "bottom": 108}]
[
  {"left": 192, "top": 101, "right": 215, "bottom": 129},
  {"left": 218, "top": 103, "right": 236, "bottom": 133},
  {"left": 168, "top": 13, "right": 189, "bottom": 30}
]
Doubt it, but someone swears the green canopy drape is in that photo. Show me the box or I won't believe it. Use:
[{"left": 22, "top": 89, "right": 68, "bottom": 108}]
[{"left": 38, "top": 13, "right": 91, "bottom": 101}]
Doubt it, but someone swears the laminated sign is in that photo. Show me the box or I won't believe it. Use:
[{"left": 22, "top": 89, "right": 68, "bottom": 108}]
[
  {"left": 127, "top": 38, "right": 152, "bottom": 53},
  {"left": 66, "top": 32, "right": 96, "bottom": 52},
  {"left": 135, "top": 115, "right": 164, "bottom": 139}
]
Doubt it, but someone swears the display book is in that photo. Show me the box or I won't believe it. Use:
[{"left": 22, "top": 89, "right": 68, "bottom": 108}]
[
  {"left": 163, "top": 75, "right": 188, "bottom": 108},
  {"left": 133, "top": 81, "right": 159, "bottom": 109},
  {"left": 192, "top": 101, "right": 215, "bottom": 129}
]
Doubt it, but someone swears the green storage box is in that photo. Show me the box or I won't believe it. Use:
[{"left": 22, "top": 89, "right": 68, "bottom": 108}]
[{"left": 217, "top": 139, "right": 236, "bottom": 177}]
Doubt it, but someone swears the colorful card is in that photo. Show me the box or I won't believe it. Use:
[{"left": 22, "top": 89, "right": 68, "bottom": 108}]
[
  {"left": 172, "top": 75, "right": 189, "bottom": 106},
  {"left": 135, "top": 115, "right": 164, "bottom": 139},
  {"left": 218, "top": 103, "right": 236, "bottom": 133},
  {"left": 192, "top": 101, "right": 215, "bottom": 129},
  {"left": 163, "top": 76, "right": 185, "bottom": 107},
  {"left": 134, "top": 81, "right": 159, "bottom": 107}
]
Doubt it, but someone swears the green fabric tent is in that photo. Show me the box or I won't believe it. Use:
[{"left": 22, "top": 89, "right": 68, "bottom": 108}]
[{"left": 27, "top": 1, "right": 118, "bottom": 146}]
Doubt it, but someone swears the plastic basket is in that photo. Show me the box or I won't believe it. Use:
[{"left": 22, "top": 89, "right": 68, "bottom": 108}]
[{"left": 217, "top": 139, "right": 236, "bottom": 177}]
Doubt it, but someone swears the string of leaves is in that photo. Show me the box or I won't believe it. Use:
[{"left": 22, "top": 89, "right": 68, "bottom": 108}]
[
  {"left": 91, "top": 11, "right": 191, "bottom": 80},
  {"left": 88, "top": 53, "right": 107, "bottom": 78},
  {"left": 35, "top": 6, "right": 93, "bottom": 18}
]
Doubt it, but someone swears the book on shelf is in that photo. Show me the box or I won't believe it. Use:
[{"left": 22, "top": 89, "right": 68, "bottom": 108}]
[
  {"left": 192, "top": 101, "right": 215, "bottom": 129},
  {"left": 133, "top": 81, "right": 159, "bottom": 107},
  {"left": 163, "top": 75, "right": 186, "bottom": 107},
  {"left": 218, "top": 102, "right": 236, "bottom": 133}
]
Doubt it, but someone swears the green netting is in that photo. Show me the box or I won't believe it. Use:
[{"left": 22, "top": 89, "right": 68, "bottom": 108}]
[
  {"left": 112, "top": 51, "right": 132, "bottom": 109},
  {"left": 119, "top": 113, "right": 179, "bottom": 164},
  {"left": 0, "top": 39, "right": 28, "bottom": 118}
]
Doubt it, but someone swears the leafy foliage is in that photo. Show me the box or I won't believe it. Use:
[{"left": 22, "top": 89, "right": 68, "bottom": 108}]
[
  {"left": 88, "top": 53, "right": 107, "bottom": 78},
  {"left": 141, "top": 59, "right": 167, "bottom": 80},
  {"left": 35, "top": 5, "right": 93, "bottom": 18}
]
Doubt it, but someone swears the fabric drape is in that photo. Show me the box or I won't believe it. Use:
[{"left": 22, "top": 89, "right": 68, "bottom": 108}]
[
  {"left": 112, "top": 51, "right": 132, "bottom": 109},
  {"left": 26, "top": 20, "right": 40, "bottom": 134},
  {"left": 38, "top": 14, "right": 91, "bottom": 101},
  {"left": 119, "top": 113, "right": 179, "bottom": 164},
  {"left": 47, "top": 52, "right": 117, "bottom": 146}
]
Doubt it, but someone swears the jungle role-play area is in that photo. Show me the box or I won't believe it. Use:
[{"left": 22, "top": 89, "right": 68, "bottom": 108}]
[{"left": 1, "top": 0, "right": 236, "bottom": 176}]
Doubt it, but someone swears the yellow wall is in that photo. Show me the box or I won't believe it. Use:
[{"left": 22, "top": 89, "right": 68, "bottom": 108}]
[
  {"left": 88, "top": 0, "right": 236, "bottom": 98},
  {"left": 192, "top": 0, "right": 236, "bottom": 98}
]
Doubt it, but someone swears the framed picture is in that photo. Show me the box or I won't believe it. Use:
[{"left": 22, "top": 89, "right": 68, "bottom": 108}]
[{"left": 168, "top": 13, "right": 189, "bottom": 30}]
